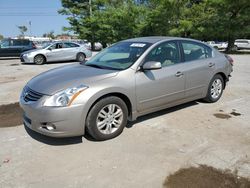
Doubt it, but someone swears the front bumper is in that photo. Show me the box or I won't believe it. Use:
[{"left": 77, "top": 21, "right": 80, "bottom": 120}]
[
  {"left": 20, "top": 97, "right": 86, "bottom": 137},
  {"left": 20, "top": 54, "right": 33, "bottom": 63}
]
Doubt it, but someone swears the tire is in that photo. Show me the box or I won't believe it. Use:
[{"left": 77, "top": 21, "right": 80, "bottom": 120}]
[
  {"left": 86, "top": 96, "right": 128, "bottom": 141},
  {"left": 76, "top": 53, "right": 86, "bottom": 62},
  {"left": 204, "top": 74, "right": 224, "bottom": 103},
  {"left": 234, "top": 45, "right": 238, "bottom": 51},
  {"left": 34, "top": 55, "right": 45, "bottom": 65}
]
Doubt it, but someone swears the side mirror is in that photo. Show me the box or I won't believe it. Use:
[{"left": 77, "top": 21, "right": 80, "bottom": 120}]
[
  {"left": 142, "top": 61, "right": 162, "bottom": 71},
  {"left": 48, "top": 47, "right": 52, "bottom": 51}
]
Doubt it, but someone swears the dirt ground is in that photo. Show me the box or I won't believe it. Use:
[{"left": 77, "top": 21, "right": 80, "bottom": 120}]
[
  {"left": 0, "top": 55, "right": 250, "bottom": 187},
  {"left": 164, "top": 165, "right": 250, "bottom": 188},
  {"left": 0, "top": 103, "right": 22, "bottom": 128}
]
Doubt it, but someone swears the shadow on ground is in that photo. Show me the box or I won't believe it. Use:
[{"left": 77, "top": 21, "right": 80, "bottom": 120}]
[
  {"left": 24, "top": 126, "right": 83, "bottom": 145},
  {"left": 127, "top": 101, "right": 199, "bottom": 128},
  {"left": 0, "top": 57, "right": 20, "bottom": 60}
]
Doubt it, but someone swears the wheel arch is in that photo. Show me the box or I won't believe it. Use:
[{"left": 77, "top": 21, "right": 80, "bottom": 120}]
[
  {"left": 76, "top": 52, "right": 86, "bottom": 58},
  {"left": 215, "top": 72, "right": 228, "bottom": 89},
  {"left": 34, "top": 54, "right": 47, "bottom": 63},
  {"left": 86, "top": 92, "right": 132, "bottom": 121}
]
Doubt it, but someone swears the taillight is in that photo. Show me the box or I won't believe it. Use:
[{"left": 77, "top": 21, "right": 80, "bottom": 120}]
[
  {"left": 32, "top": 42, "right": 37, "bottom": 49},
  {"left": 225, "top": 54, "right": 233, "bottom": 66}
]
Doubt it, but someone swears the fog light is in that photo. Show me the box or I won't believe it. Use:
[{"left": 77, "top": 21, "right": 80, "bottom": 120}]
[
  {"left": 46, "top": 125, "right": 55, "bottom": 131},
  {"left": 41, "top": 123, "right": 56, "bottom": 131}
]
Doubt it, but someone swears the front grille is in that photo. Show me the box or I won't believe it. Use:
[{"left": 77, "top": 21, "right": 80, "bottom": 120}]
[
  {"left": 20, "top": 55, "right": 24, "bottom": 62},
  {"left": 23, "top": 114, "right": 31, "bottom": 124},
  {"left": 23, "top": 87, "right": 44, "bottom": 102}
]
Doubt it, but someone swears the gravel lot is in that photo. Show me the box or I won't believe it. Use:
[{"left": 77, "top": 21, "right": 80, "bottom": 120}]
[{"left": 0, "top": 55, "right": 250, "bottom": 187}]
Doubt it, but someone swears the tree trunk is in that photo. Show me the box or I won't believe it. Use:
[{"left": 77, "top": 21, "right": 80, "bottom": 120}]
[
  {"left": 226, "top": 38, "right": 236, "bottom": 52},
  {"left": 91, "top": 42, "right": 95, "bottom": 51}
]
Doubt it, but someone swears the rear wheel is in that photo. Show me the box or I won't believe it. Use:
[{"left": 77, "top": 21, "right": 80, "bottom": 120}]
[
  {"left": 34, "top": 55, "right": 45, "bottom": 65},
  {"left": 86, "top": 96, "right": 128, "bottom": 141},
  {"left": 204, "top": 74, "right": 224, "bottom": 103},
  {"left": 76, "top": 53, "right": 85, "bottom": 62}
]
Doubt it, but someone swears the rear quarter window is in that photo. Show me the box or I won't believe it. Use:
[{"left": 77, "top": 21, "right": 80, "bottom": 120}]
[{"left": 181, "top": 41, "right": 212, "bottom": 62}]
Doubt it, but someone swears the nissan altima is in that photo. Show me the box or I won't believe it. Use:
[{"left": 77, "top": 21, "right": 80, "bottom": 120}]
[
  {"left": 20, "top": 37, "right": 233, "bottom": 140},
  {"left": 20, "top": 41, "right": 92, "bottom": 64}
]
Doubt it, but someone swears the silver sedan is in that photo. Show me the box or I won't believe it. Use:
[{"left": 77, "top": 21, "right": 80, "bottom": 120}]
[
  {"left": 20, "top": 42, "right": 92, "bottom": 64},
  {"left": 20, "top": 37, "right": 233, "bottom": 140}
]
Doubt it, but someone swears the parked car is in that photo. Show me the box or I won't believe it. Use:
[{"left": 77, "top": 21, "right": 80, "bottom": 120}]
[
  {"left": 234, "top": 39, "right": 250, "bottom": 50},
  {"left": 20, "top": 41, "right": 92, "bottom": 64},
  {"left": 0, "top": 38, "right": 36, "bottom": 57},
  {"left": 207, "top": 41, "right": 228, "bottom": 50},
  {"left": 20, "top": 37, "right": 233, "bottom": 140},
  {"left": 85, "top": 42, "right": 103, "bottom": 51}
]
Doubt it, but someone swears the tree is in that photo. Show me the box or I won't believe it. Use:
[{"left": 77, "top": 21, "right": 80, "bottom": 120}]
[
  {"left": 42, "top": 31, "right": 55, "bottom": 39},
  {"left": 208, "top": 0, "right": 250, "bottom": 51},
  {"left": 17, "top": 25, "right": 27, "bottom": 37},
  {"left": 59, "top": 0, "right": 147, "bottom": 48},
  {"left": 0, "top": 34, "right": 3, "bottom": 40},
  {"left": 59, "top": 0, "right": 250, "bottom": 51}
]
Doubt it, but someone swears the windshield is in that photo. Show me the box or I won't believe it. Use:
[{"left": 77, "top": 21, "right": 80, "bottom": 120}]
[
  {"left": 85, "top": 41, "right": 151, "bottom": 70},
  {"left": 42, "top": 43, "right": 53, "bottom": 49}
]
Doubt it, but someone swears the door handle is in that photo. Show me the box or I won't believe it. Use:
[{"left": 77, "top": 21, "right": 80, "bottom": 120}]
[
  {"left": 175, "top": 71, "right": 184, "bottom": 77},
  {"left": 208, "top": 62, "right": 215, "bottom": 67}
]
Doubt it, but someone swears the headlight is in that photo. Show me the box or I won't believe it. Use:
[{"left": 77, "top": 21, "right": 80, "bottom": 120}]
[{"left": 43, "top": 85, "right": 88, "bottom": 107}]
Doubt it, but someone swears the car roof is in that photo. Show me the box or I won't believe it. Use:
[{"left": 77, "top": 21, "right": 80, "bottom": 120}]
[{"left": 122, "top": 36, "right": 202, "bottom": 44}]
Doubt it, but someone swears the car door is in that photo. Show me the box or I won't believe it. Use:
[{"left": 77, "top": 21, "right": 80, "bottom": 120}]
[
  {"left": 0, "top": 39, "right": 10, "bottom": 57},
  {"left": 180, "top": 40, "right": 215, "bottom": 99},
  {"left": 135, "top": 41, "right": 186, "bottom": 113},
  {"left": 46, "top": 43, "right": 64, "bottom": 61},
  {"left": 63, "top": 42, "right": 79, "bottom": 60},
  {"left": 12, "top": 39, "right": 25, "bottom": 56}
]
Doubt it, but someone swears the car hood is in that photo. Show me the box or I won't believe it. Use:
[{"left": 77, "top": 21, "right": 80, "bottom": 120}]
[
  {"left": 27, "top": 63, "right": 119, "bottom": 95},
  {"left": 22, "top": 48, "right": 44, "bottom": 55}
]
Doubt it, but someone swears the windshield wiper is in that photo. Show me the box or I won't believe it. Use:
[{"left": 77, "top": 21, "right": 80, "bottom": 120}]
[{"left": 85, "top": 64, "right": 105, "bottom": 69}]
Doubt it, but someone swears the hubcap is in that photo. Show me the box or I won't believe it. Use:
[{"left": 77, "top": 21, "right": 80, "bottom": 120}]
[
  {"left": 96, "top": 104, "right": 123, "bottom": 135},
  {"left": 78, "top": 54, "right": 85, "bottom": 62},
  {"left": 35, "top": 56, "right": 43, "bottom": 64},
  {"left": 211, "top": 78, "right": 222, "bottom": 99}
]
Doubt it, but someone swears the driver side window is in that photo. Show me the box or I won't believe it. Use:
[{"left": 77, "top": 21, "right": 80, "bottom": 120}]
[
  {"left": 144, "top": 41, "right": 180, "bottom": 67},
  {"left": 50, "top": 43, "right": 63, "bottom": 50}
]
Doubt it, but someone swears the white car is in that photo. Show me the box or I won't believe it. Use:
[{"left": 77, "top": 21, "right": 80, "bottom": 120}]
[
  {"left": 207, "top": 41, "right": 228, "bottom": 50},
  {"left": 234, "top": 39, "right": 250, "bottom": 50},
  {"left": 21, "top": 42, "right": 92, "bottom": 64}
]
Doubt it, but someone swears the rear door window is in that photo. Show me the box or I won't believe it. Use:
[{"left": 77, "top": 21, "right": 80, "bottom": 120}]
[
  {"left": 181, "top": 41, "right": 212, "bottom": 62},
  {"left": 12, "top": 40, "right": 30, "bottom": 46}
]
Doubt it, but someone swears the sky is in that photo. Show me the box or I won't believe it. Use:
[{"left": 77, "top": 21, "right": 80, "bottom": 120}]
[{"left": 0, "top": 0, "right": 70, "bottom": 37}]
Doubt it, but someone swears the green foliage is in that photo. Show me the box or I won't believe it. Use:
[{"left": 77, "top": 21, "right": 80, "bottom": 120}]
[
  {"left": 59, "top": 0, "right": 250, "bottom": 51},
  {"left": 17, "top": 25, "right": 28, "bottom": 37},
  {"left": 0, "top": 34, "right": 3, "bottom": 40}
]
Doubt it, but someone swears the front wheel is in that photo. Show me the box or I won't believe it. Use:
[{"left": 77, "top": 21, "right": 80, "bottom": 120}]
[
  {"left": 86, "top": 96, "right": 128, "bottom": 141},
  {"left": 76, "top": 53, "right": 85, "bottom": 62},
  {"left": 34, "top": 55, "right": 45, "bottom": 65},
  {"left": 204, "top": 74, "right": 224, "bottom": 103}
]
